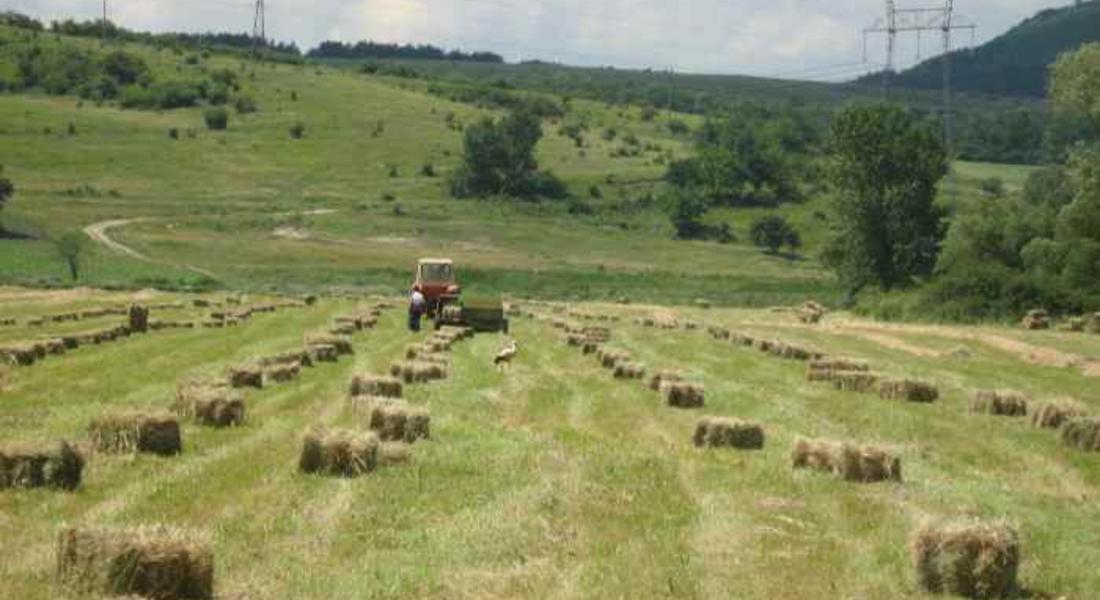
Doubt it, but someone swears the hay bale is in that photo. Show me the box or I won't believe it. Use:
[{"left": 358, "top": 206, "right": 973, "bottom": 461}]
[
  {"left": 798, "top": 300, "right": 827, "bottom": 324},
  {"left": 831, "top": 371, "right": 879, "bottom": 392},
  {"left": 910, "top": 519, "right": 1019, "bottom": 599},
  {"left": 972, "top": 390, "right": 1029, "bottom": 417},
  {"left": 0, "top": 440, "right": 84, "bottom": 491},
  {"left": 661, "top": 381, "right": 705, "bottom": 408},
  {"left": 1030, "top": 398, "right": 1087, "bottom": 429},
  {"left": 769, "top": 342, "right": 820, "bottom": 361},
  {"left": 307, "top": 343, "right": 338, "bottom": 363},
  {"left": 731, "top": 333, "right": 755, "bottom": 346},
  {"left": 791, "top": 438, "right": 901, "bottom": 483},
  {"left": 597, "top": 348, "right": 631, "bottom": 369},
  {"left": 298, "top": 426, "right": 379, "bottom": 477},
  {"left": 57, "top": 525, "right": 214, "bottom": 599},
  {"left": 1021, "top": 309, "right": 1050, "bottom": 330},
  {"left": 174, "top": 381, "right": 244, "bottom": 427},
  {"left": 582, "top": 326, "right": 611, "bottom": 343},
  {"left": 1060, "top": 417, "right": 1100, "bottom": 452},
  {"left": 329, "top": 325, "right": 357, "bottom": 336},
  {"left": 349, "top": 374, "right": 403, "bottom": 398},
  {"left": 258, "top": 349, "right": 313, "bottom": 369},
  {"left": 389, "top": 361, "right": 447, "bottom": 384},
  {"left": 305, "top": 334, "right": 353, "bottom": 355},
  {"left": 879, "top": 379, "right": 940, "bottom": 403},
  {"left": 128, "top": 305, "right": 149, "bottom": 333},
  {"left": 333, "top": 315, "right": 363, "bottom": 330},
  {"left": 808, "top": 358, "right": 869, "bottom": 376},
  {"left": 693, "top": 417, "right": 764, "bottom": 450},
  {"left": 708, "top": 326, "right": 731, "bottom": 340},
  {"left": 1, "top": 343, "right": 40, "bottom": 366},
  {"left": 89, "top": 412, "right": 182, "bottom": 456},
  {"left": 264, "top": 361, "right": 301, "bottom": 383},
  {"left": 648, "top": 370, "right": 684, "bottom": 391},
  {"left": 40, "top": 338, "right": 66, "bottom": 355},
  {"left": 227, "top": 365, "right": 264, "bottom": 389},
  {"left": 352, "top": 397, "right": 431, "bottom": 443},
  {"left": 613, "top": 361, "right": 647, "bottom": 380}
]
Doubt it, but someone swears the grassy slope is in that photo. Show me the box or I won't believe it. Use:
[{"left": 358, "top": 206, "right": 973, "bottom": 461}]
[
  {"left": 0, "top": 27, "right": 1029, "bottom": 307},
  {"left": 1, "top": 291, "right": 1099, "bottom": 597}
]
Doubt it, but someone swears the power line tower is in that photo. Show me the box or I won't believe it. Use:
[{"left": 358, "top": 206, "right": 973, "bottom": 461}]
[
  {"left": 863, "top": 0, "right": 976, "bottom": 152},
  {"left": 251, "top": 0, "right": 266, "bottom": 58}
]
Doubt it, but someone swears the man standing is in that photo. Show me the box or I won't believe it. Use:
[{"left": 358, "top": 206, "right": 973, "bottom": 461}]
[{"left": 409, "top": 285, "right": 426, "bottom": 332}]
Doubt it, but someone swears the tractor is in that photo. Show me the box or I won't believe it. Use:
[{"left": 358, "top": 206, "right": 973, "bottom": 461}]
[{"left": 412, "top": 258, "right": 508, "bottom": 333}]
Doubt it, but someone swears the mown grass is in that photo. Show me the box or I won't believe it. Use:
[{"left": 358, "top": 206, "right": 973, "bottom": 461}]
[{"left": 2, "top": 289, "right": 1099, "bottom": 597}]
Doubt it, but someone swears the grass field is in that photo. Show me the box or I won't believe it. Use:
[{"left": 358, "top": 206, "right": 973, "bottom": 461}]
[
  {"left": 1, "top": 287, "right": 1100, "bottom": 598},
  {"left": 0, "top": 26, "right": 1032, "bottom": 308}
]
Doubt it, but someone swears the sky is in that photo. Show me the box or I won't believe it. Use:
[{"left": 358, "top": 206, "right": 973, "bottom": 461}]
[{"left": 5, "top": 0, "right": 1075, "bottom": 80}]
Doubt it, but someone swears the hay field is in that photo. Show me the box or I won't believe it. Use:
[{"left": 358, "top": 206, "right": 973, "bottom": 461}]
[{"left": 2, "top": 288, "right": 1100, "bottom": 598}]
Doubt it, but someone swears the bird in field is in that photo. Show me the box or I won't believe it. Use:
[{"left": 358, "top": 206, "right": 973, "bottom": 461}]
[{"left": 493, "top": 339, "right": 518, "bottom": 369}]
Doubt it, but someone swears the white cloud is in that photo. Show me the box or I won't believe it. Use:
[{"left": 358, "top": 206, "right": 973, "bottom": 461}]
[{"left": 5, "top": 0, "right": 1073, "bottom": 79}]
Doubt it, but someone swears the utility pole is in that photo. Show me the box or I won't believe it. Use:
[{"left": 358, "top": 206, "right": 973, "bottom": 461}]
[
  {"left": 864, "top": 0, "right": 976, "bottom": 146},
  {"left": 252, "top": 0, "right": 266, "bottom": 59},
  {"left": 101, "top": 0, "right": 107, "bottom": 44}
]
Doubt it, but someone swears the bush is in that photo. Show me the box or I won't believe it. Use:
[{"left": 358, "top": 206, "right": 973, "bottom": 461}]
[
  {"left": 203, "top": 107, "right": 229, "bottom": 131},
  {"left": 531, "top": 170, "right": 568, "bottom": 199},
  {"left": 667, "top": 119, "right": 690, "bottom": 136},
  {"left": 589, "top": 185, "right": 602, "bottom": 199},
  {"left": 980, "top": 177, "right": 1005, "bottom": 198},
  {"left": 233, "top": 94, "right": 257, "bottom": 114},
  {"left": 288, "top": 122, "right": 305, "bottom": 139},
  {"left": 168, "top": 128, "right": 179, "bottom": 140},
  {"left": 420, "top": 163, "right": 436, "bottom": 177},
  {"left": 750, "top": 215, "right": 801, "bottom": 254}
]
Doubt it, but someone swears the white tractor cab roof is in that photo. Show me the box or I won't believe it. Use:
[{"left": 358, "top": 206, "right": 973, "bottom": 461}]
[{"left": 416, "top": 259, "right": 456, "bottom": 284}]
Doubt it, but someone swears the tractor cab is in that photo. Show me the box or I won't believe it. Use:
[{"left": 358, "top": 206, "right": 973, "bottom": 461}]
[{"left": 413, "top": 258, "right": 460, "bottom": 314}]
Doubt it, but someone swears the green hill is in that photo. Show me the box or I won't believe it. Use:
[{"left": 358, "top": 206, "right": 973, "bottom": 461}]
[{"left": 868, "top": 0, "right": 1100, "bottom": 97}]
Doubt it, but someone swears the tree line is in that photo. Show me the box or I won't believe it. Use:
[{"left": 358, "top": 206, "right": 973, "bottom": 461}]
[{"left": 308, "top": 41, "right": 503, "bottom": 63}]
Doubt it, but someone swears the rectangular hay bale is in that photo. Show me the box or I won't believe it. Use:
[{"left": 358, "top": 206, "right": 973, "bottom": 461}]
[
  {"left": 791, "top": 438, "right": 901, "bottom": 483},
  {"left": 0, "top": 440, "right": 84, "bottom": 491},
  {"left": 972, "top": 390, "right": 1029, "bottom": 417},
  {"left": 298, "top": 426, "right": 379, "bottom": 477},
  {"left": 1060, "top": 417, "right": 1100, "bottom": 452},
  {"left": 910, "top": 519, "right": 1019, "bottom": 599},
  {"left": 879, "top": 379, "right": 940, "bottom": 403},
  {"left": 89, "top": 412, "right": 182, "bottom": 456},
  {"left": 349, "top": 374, "right": 403, "bottom": 398},
  {"left": 661, "top": 381, "right": 705, "bottom": 408},
  {"left": 57, "top": 525, "right": 214, "bottom": 599},
  {"left": 693, "top": 417, "right": 764, "bottom": 450}
]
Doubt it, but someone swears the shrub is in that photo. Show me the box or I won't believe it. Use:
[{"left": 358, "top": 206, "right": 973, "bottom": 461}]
[
  {"left": 667, "top": 119, "right": 690, "bottom": 135},
  {"left": 234, "top": 94, "right": 257, "bottom": 114},
  {"left": 589, "top": 185, "right": 602, "bottom": 199},
  {"left": 288, "top": 122, "right": 305, "bottom": 139},
  {"left": 750, "top": 215, "right": 801, "bottom": 254},
  {"left": 980, "top": 177, "right": 1005, "bottom": 198},
  {"left": 532, "top": 170, "right": 568, "bottom": 199},
  {"left": 420, "top": 163, "right": 436, "bottom": 177},
  {"left": 203, "top": 107, "right": 228, "bottom": 131},
  {"left": 168, "top": 128, "right": 179, "bottom": 140}
]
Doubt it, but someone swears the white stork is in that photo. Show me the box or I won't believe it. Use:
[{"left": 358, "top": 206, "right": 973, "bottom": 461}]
[{"left": 493, "top": 339, "right": 518, "bottom": 369}]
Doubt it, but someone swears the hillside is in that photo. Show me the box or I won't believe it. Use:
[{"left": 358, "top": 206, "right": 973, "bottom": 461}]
[
  {"left": 868, "top": 0, "right": 1100, "bottom": 97},
  {"left": 0, "top": 24, "right": 836, "bottom": 306}
]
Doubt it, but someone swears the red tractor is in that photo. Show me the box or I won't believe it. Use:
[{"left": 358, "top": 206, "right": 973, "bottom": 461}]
[{"left": 412, "top": 258, "right": 508, "bottom": 332}]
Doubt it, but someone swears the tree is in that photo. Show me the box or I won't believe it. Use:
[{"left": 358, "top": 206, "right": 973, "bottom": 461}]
[
  {"left": 54, "top": 232, "right": 87, "bottom": 281},
  {"left": 0, "top": 166, "right": 13, "bottom": 231},
  {"left": 450, "top": 107, "right": 563, "bottom": 199},
  {"left": 667, "top": 191, "right": 709, "bottom": 240},
  {"left": 750, "top": 215, "right": 800, "bottom": 254},
  {"left": 1051, "top": 42, "right": 1100, "bottom": 133},
  {"left": 667, "top": 119, "right": 798, "bottom": 207},
  {"left": 823, "top": 105, "right": 948, "bottom": 293}
]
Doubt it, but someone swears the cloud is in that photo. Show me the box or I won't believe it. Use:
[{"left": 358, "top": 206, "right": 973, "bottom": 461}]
[{"left": 6, "top": 0, "right": 1070, "bottom": 79}]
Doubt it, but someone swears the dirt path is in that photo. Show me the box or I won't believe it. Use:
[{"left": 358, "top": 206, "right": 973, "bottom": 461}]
[{"left": 82, "top": 218, "right": 150, "bottom": 261}]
